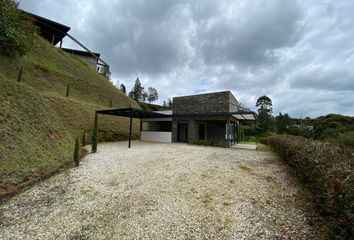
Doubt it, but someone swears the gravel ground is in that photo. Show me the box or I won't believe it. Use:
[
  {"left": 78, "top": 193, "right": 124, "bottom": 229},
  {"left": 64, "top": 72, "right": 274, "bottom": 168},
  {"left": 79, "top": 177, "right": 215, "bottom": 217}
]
[{"left": 0, "top": 141, "right": 324, "bottom": 239}]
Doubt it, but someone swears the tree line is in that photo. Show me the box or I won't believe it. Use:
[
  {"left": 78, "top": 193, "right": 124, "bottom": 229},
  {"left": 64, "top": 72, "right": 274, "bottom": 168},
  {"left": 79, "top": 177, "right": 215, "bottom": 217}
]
[
  {"left": 240, "top": 95, "right": 354, "bottom": 148},
  {"left": 119, "top": 78, "right": 158, "bottom": 104}
]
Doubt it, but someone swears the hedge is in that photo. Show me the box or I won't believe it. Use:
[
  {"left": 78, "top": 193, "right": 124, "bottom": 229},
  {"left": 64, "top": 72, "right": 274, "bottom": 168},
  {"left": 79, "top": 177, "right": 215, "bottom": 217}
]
[{"left": 267, "top": 135, "right": 353, "bottom": 239}]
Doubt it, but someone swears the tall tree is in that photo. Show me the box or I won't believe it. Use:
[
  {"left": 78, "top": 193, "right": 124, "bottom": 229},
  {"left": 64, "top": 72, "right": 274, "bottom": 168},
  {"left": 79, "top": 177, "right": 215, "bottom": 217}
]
[
  {"left": 147, "top": 87, "right": 158, "bottom": 103},
  {"left": 120, "top": 83, "right": 126, "bottom": 94},
  {"left": 128, "top": 78, "right": 144, "bottom": 102},
  {"left": 255, "top": 95, "right": 273, "bottom": 131},
  {"left": 256, "top": 95, "right": 273, "bottom": 114}
]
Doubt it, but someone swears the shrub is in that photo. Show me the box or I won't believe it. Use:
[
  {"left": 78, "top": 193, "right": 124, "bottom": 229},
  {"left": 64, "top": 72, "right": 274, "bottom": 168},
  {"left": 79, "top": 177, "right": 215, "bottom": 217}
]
[
  {"left": 73, "top": 137, "right": 80, "bottom": 167},
  {"left": 65, "top": 83, "right": 70, "bottom": 97},
  {"left": 267, "top": 135, "right": 353, "bottom": 239},
  {"left": 17, "top": 64, "right": 23, "bottom": 82},
  {"left": 334, "top": 131, "right": 354, "bottom": 148},
  {"left": 190, "top": 139, "right": 229, "bottom": 148},
  {"left": 0, "top": 0, "right": 36, "bottom": 56}
]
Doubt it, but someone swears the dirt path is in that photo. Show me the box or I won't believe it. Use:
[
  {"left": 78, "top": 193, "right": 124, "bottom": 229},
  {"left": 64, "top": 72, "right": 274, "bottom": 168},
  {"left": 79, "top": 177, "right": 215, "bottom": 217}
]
[{"left": 0, "top": 142, "right": 323, "bottom": 239}]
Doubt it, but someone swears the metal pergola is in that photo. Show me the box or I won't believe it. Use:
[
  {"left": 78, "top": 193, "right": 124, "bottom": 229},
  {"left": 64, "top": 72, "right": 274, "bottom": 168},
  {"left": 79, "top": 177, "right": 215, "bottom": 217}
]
[
  {"left": 91, "top": 108, "right": 170, "bottom": 151},
  {"left": 91, "top": 107, "right": 257, "bottom": 152}
]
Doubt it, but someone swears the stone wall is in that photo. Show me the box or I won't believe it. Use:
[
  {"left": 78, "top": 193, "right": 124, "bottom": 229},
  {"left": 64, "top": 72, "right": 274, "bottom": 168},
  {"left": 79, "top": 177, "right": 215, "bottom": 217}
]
[{"left": 173, "top": 91, "right": 234, "bottom": 114}]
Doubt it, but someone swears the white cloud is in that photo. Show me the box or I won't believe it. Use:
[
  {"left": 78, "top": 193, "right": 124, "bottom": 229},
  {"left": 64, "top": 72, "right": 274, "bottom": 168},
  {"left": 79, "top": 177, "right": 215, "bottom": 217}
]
[{"left": 19, "top": 0, "right": 354, "bottom": 117}]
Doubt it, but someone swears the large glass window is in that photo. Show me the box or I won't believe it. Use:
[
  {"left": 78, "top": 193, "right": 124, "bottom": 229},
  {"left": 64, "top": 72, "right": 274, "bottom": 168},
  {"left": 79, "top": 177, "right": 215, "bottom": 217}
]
[{"left": 142, "top": 121, "right": 172, "bottom": 132}]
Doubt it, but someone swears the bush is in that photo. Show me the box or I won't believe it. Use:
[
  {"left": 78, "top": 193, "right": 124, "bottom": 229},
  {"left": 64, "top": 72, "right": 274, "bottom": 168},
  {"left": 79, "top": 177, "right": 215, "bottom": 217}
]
[
  {"left": 333, "top": 131, "right": 354, "bottom": 148},
  {"left": 73, "top": 137, "right": 80, "bottom": 167},
  {"left": 267, "top": 135, "right": 353, "bottom": 239},
  {"left": 0, "top": 0, "right": 36, "bottom": 56}
]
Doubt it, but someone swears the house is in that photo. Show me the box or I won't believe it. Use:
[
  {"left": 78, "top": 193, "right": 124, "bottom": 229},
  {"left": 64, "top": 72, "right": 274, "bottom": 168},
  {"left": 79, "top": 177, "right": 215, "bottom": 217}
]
[
  {"left": 21, "top": 10, "right": 109, "bottom": 74},
  {"left": 21, "top": 10, "right": 70, "bottom": 46},
  {"left": 140, "top": 91, "right": 256, "bottom": 145},
  {"left": 61, "top": 48, "right": 101, "bottom": 70}
]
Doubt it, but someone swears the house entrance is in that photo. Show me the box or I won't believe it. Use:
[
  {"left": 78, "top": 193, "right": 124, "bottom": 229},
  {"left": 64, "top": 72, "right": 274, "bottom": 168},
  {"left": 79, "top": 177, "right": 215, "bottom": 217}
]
[{"left": 177, "top": 123, "right": 188, "bottom": 142}]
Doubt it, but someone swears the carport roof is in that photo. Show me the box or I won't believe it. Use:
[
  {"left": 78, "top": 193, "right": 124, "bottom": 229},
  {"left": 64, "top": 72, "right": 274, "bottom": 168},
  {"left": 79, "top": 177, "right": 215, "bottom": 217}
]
[
  {"left": 96, "top": 108, "right": 170, "bottom": 118},
  {"left": 97, "top": 108, "right": 256, "bottom": 120}
]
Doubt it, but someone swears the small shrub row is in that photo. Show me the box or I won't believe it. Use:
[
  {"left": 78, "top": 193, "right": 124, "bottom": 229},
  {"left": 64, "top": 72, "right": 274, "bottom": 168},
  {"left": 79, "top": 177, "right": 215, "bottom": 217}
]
[
  {"left": 190, "top": 139, "right": 229, "bottom": 148},
  {"left": 267, "top": 134, "right": 353, "bottom": 239}
]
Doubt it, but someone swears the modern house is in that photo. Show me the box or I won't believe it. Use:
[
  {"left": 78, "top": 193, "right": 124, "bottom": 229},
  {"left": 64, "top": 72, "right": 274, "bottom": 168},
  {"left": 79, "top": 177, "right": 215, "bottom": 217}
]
[{"left": 140, "top": 91, "right": 256, "bottom": 145}]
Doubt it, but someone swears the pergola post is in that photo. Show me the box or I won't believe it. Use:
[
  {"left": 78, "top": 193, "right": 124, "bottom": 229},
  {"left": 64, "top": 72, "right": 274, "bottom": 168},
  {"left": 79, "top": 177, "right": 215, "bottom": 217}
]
[
  {"left": 128, "top": 108, "right": 133, "bottom": 148},
  {"left": 139, "top": 118, "right": 142, "bottom": 140},
  {"left": 91, "top": 111, "right": 99, "bottom": 153}
]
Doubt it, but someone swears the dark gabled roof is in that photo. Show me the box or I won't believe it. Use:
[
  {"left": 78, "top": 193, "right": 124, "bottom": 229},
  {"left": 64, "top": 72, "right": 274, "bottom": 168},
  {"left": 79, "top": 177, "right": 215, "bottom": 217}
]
[
  {"left": 21, "top": 10, "right": 70, "bottom": 45},
  {"left": 61, "top": 48, "right": 100, "bottom": 59},
  {"left": 96, "top": 108, "right": 171, "bottom": 119}
]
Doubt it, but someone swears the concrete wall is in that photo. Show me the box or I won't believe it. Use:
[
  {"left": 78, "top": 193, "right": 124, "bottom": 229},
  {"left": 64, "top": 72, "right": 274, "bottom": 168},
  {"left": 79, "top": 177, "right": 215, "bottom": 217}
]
[{"left": 141, "top": 131, "right": 172, "bottom": 143}]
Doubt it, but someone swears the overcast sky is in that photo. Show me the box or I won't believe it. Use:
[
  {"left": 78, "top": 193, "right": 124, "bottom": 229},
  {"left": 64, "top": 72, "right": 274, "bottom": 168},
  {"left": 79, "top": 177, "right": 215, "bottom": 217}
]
[{"left": 19, "top": 0, "right": 354, "bottom": 117}]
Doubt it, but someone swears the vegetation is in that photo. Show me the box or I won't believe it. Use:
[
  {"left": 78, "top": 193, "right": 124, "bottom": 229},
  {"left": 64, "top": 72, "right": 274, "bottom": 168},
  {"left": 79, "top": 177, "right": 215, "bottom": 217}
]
[
  {"left": 120, "top": 83, "right": 126, "bottom": 95},
  {"left": 0, "top": 33, "right": 140, "bottom": 198},
  {"left": 17, "top": 64, "right": 23, "bottom": 82},
  {"left": 267, "top": 135, "right": 353, "bottom": 239},
  {"left": 0, "top": 0, "right": 36, "bottom": 56},
  {"left": 128, "top": 78, "right": 159, "bottom": 103},
  {"left": 91, "top": 112, "right": 98, "bottom": 153},
  {"left": 147, "top": 87, "right": 158, "bottom": 103},
  {"left": 0, "top": 77, "right": 73, "bottom": 197},
  {"left": 65, "top": 83, "right": 70, "bottom": 97},
  {"left": 189, "top": 139, "right": 229, "bottom": 148},
  {"left": 73, "top": 137, "right": 80, "bottom": 167},
  {"left": 82, "top": 130, "right": 86, "bottom": 146},
  {"left": 255, "top": 95, "right": 273, "bottom": 132}
]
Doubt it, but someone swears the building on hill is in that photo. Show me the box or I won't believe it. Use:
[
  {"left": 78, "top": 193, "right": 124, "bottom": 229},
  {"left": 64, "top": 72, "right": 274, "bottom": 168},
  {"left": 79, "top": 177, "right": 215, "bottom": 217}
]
[
  {"left": 21, "top": 10, "right": 109, "bottom": 74},
  {"left": 21, "top": 10, "right": 70, "bottom": 47},
  {"left": 61, "top": 48, "right": 101, "bottom": 70}
]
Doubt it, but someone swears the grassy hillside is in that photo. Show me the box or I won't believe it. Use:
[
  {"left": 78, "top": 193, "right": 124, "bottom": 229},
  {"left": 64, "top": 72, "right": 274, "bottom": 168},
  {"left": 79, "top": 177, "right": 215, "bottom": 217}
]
[
  {"left": 0, "top": 77, "right": 73, "bottom": 197},
  {"left": 0, "top": 36, "right": 140, "bottom": 198},
  {"left": 0, "top": 36, "right": 140, "bottom": 139}
]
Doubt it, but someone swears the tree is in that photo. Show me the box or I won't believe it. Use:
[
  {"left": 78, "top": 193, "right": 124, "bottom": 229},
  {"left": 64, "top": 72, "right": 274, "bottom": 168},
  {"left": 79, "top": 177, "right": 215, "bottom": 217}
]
[
  {"left": 120, "top": 83, "right": 126, "bottom": 94},
  {"left": 167, "top": 98, "right": 173, "bottom": 108},
  {"left": 128, "top": 78, "right": 145, "bottom": 102},
  {"left": 275, "top": 112, "right": 293, "bottom": 134},
  {"left": 255, "top": 95, "right": 273, "bottom": 131},
  {"left": 147, "top": 87, "right": 158, "bottom": 103},
  {"left": 0, "top": 0, "right": 36, "bottom": 56},
  {"left": 256, "top": 95, "right": 273, "bottom": 114}
]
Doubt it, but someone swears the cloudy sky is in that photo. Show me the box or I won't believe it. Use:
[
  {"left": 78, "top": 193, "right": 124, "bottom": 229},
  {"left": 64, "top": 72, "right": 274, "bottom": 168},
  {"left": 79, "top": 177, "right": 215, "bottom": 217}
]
[{"left": 19, "top": 0, "right": 354, "bottom": 117}]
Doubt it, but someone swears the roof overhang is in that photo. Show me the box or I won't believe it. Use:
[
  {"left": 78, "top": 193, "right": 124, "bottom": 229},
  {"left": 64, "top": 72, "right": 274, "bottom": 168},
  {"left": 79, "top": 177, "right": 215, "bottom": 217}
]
[
  {"left": 97, "top": 108, "right": 171, "bottom": 119},
  {"left": 21, "top": 10, "right": 70, "bottom": 45},
  {"left": 97, "top": 108, "right": 256, "bottom": 120}
]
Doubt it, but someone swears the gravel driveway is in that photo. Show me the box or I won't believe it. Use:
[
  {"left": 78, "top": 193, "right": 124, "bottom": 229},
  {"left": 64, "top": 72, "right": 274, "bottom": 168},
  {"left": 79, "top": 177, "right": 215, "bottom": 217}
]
[{"left": 0, "top": 142, "right": 323, "bottom": 239}]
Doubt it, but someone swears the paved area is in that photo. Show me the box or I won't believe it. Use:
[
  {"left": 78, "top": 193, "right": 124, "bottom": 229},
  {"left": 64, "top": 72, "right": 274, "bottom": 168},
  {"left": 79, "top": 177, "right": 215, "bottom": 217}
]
[{"left": 0, "top": 142, "right": 323, "bottom": 239}]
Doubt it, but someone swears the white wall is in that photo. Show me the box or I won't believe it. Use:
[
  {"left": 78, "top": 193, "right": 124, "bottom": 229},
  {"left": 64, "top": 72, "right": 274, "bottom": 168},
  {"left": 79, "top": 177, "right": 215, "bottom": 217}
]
[{"left": 141, "top": 131, "right": 172, "bottom": 143}]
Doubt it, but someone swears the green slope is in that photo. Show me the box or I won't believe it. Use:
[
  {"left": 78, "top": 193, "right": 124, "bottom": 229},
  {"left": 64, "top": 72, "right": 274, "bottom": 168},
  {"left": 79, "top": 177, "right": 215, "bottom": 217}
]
[
  {"left": 0, "top": 77, "right": 73, "bottom": 196},
  {"left": 0, "top": 36, "right": 140, "bottom": 198},
  {"left": 0, "top": 36, "right": 140, "bottom": 139}
]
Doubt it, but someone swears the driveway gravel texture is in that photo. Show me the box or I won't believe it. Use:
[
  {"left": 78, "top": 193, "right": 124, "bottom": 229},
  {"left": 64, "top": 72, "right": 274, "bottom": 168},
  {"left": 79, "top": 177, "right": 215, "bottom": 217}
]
[{"left": 0, "top": 142, "right": 324, "bottom": 239}]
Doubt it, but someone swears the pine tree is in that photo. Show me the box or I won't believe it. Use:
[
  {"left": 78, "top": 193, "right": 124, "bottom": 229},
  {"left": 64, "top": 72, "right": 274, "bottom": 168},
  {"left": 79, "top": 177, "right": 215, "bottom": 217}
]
[{"left": 128, "top": 78, "right": 144, "bottom": 102}]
